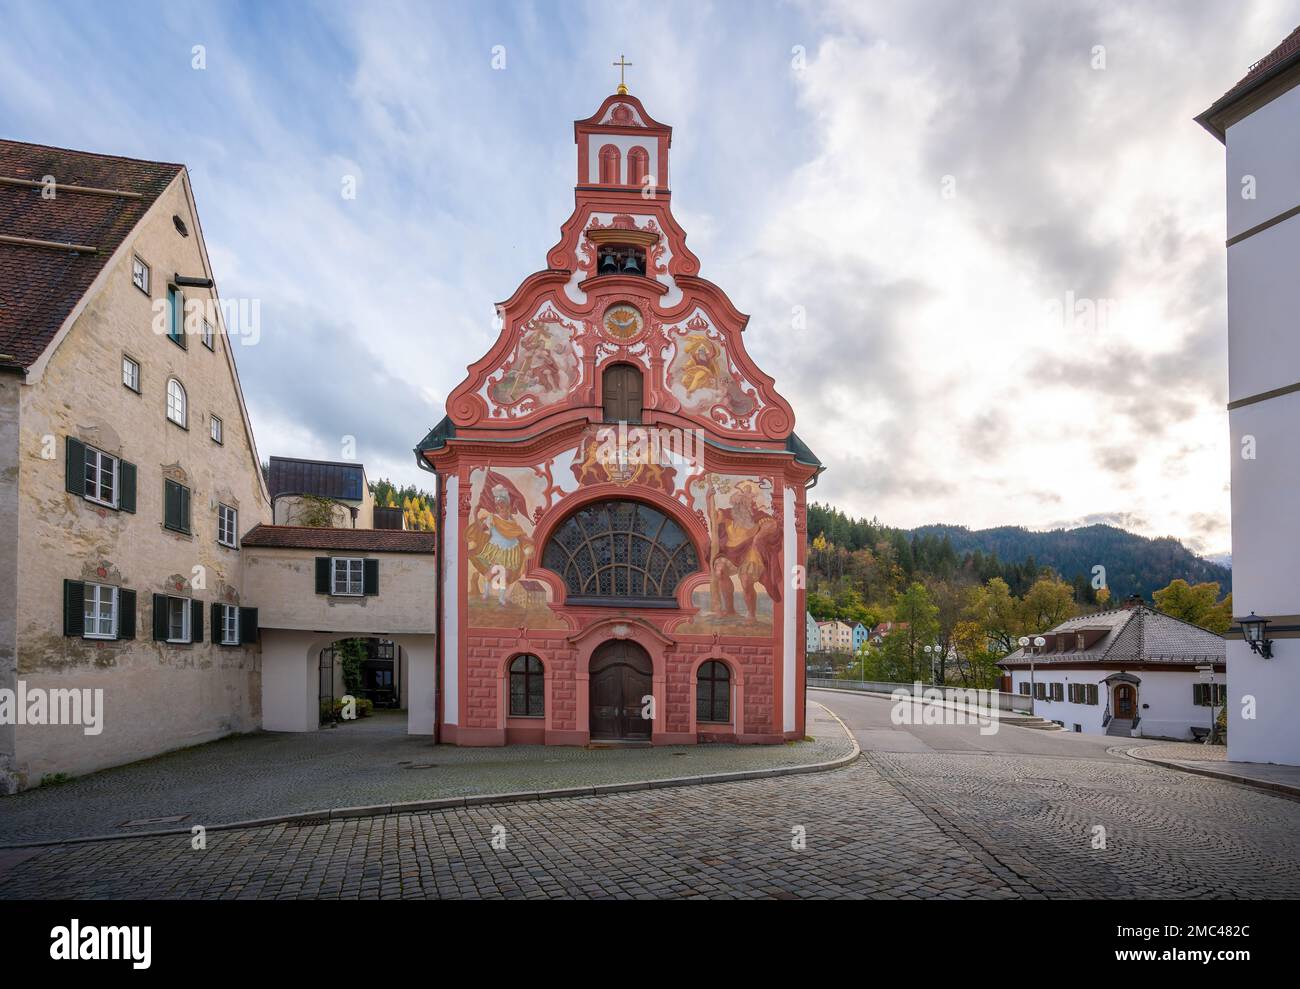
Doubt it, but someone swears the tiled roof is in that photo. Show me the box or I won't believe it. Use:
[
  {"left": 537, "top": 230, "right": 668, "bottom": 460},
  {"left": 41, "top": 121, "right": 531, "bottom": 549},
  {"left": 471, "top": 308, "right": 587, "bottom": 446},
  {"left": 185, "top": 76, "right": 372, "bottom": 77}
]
[
  {"left": 240, "top": 524, "right": 435, "bottom": 554},
  {"left": 0, "top": 140, "right": 183, "bottom": 370},
  {"left": 1197, "top": 24, "right": 1300, "bottom": 140},
  {"left": 998, "top": 604, "right": 1223, "bottom": 667}
]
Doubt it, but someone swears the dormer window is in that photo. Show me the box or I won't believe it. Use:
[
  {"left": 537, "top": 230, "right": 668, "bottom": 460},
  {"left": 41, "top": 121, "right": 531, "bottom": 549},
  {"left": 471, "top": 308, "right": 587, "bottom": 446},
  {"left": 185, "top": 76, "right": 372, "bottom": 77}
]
[{"left": 597, "top": 244, "right": 645, "bottom": 276}]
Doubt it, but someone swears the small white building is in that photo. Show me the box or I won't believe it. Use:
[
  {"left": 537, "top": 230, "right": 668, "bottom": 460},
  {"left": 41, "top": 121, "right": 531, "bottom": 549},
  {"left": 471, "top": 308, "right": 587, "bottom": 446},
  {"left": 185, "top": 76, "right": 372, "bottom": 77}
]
[{"left": 998, "top": 602, "right": 1225, "bottom": 740}]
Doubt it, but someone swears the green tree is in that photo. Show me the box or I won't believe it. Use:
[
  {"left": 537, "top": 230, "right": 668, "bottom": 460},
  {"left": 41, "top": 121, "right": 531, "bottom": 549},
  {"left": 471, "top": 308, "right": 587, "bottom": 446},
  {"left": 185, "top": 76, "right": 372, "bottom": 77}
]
[
  {"left": 1153, "top": 579, "right": 1233, "bottom": 634},
  {"left": 1019, "top": 576, "right": 1078, "bottom": 633},
  {"left": 880, "top": 583, "right": 941, "bottom": 682}
]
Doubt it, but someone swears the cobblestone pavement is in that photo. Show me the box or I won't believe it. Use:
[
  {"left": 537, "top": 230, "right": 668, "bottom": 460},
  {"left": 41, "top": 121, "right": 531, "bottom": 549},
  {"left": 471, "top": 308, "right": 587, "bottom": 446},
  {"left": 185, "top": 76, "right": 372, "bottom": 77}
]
[
  {"left": 1136, "top": 742, "right": 1227, "bottom": 762},
  {"left": 0, "top": 709, "right": 852, "bottom": 846},
  {"left": 3, "top": 747, "right": 1298, "bottom": 899}
]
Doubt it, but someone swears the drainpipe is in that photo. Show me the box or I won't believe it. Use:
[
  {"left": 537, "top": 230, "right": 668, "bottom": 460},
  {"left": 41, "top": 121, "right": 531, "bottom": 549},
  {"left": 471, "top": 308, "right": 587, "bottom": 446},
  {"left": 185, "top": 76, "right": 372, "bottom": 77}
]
[{"left": 416, "top": 452, "right": 442, "bottom": 746}]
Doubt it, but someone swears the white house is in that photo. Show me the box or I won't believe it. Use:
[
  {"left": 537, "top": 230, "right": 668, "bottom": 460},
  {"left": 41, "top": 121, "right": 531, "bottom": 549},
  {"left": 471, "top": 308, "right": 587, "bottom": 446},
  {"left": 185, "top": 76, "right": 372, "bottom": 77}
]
[
  {"left": 998, "top": 602, "right": 1225, "bottom": 740},
  {"left": 1197, "top": 25, "right": 1300, "bottom": 767}
]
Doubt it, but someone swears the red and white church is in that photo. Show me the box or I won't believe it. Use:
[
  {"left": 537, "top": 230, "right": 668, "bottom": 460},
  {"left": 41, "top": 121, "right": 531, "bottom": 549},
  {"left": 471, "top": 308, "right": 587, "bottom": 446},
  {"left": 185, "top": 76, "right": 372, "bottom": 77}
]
[{"left": 416, "top": 81, "right": 821, "bottom": 746}]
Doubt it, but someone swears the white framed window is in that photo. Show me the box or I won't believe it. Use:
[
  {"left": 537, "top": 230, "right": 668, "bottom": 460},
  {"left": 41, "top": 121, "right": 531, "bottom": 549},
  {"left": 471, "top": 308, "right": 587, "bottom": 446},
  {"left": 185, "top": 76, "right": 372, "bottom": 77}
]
[
  {"left": 221, "top": 604, "right": 239, "bottom": 645},
  {"left": 210, "top": 414, "right": 223, "bottom": 444},
  {"left": 122, "top": 355, "right": 140, "bottom": 393},
  {"left": 167, "top": 596, "right": 191, "bottom": 643},
  {"left": 83, "top": 446, "right": 119, "bottom": 507},
  {"left": 131, "top": 256, "right": 150, "bottom": 294},
  {"left": 166, "top": 378, "right": 187, "bottom": 427},
  {"left": 332, "top": 557, "right": 364, "bottom": 596},
  {"left": 83, "top": 583, "right": 118, "bottom": 639},
  {"left": 218, "top": 503, "right": 238, "bottom": 548},
  {"left": 202, "top": 319, "right": 214, "bottom": 350}
]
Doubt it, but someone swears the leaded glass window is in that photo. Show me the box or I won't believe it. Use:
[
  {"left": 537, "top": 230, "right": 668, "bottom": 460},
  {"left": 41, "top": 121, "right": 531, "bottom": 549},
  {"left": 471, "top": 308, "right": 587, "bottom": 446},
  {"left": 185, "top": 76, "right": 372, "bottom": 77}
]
[
  {"left": 696, "top": 660, "right": 731, "bottom": 723},
  {"left": 542, "top": 500, "right": 699, "bottom": 606},
  {"left": 509, "top": 654, "right": 544, "bottom": 717}
]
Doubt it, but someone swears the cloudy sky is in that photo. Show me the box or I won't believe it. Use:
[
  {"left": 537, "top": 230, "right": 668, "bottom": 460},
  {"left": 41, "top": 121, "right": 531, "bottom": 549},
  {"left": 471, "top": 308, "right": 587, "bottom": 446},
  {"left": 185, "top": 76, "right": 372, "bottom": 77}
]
[{"left": 4, "top": 0, "right": 1296, "bottom": 557}]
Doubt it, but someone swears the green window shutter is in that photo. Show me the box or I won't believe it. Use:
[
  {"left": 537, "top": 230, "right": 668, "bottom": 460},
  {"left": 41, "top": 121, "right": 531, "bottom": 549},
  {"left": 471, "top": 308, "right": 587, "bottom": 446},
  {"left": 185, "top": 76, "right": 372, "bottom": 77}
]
[
  {"left": 164, "top": 480, "right": 178, "bottom": 530},
  {"left": 191, "top": 599, "right": 203, "bottom": 643},
  {"left": 152, "top": 594, "right": 169, "bottom": 640},
  {"left": 65, "top": 437, "right": 86, "bottom": 496},
  {"left": 180, "top": 485, "right": 191, "bottom": 533},
  {"left": 315, "top": 557, "right": 331, "bottom": 594},
  {"left": 239, "top": 607, "right": 258, "bottom": 645},
  {"left": 118, "top": 589, "right": 136, "bottom": 640},
  {"left": 211, "top": 603, "right": 222, "bottom": 644},
  {"left": 63, "top": 580, "right": 85, "bottom": 637},
  {"left": 363, "top": 559, "right": 379, "bottom": 596},
  {"left": 119, "top": 460, "right": 137, "bottom": 514}
]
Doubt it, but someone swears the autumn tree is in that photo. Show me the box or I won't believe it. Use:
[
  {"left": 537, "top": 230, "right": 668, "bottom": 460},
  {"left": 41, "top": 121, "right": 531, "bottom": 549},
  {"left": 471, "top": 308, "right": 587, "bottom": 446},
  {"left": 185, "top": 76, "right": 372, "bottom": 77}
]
[
  {"left": 1153, "top": 579, "right": 1233, "bottom": 634},
  {"left": 1019, "top": 576, "right": 1078, "bottom": 633}
]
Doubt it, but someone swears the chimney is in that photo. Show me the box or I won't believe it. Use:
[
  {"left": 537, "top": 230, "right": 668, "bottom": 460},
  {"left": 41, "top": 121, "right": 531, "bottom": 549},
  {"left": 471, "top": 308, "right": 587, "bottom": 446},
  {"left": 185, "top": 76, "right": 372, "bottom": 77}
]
[{"left": 1121, "top": 593, "right": 1144, "bottom": 610}]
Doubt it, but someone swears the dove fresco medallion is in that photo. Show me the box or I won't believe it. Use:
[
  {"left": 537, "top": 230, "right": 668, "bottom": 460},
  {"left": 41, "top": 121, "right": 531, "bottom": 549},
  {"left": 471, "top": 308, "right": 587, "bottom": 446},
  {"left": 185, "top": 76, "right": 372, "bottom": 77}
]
[{"left": 602, "top": 303, "right": 644, "bottom": 343}]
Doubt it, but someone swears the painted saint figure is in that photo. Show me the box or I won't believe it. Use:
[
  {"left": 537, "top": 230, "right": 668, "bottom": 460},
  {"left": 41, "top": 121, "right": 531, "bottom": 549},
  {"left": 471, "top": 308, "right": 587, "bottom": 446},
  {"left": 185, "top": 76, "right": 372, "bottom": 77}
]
[
  {"left": 467, "top": 476, "right": 534, "bottom": 605},
  {"left": 706, "top": 479, "right": 782, "bottom": 621}
]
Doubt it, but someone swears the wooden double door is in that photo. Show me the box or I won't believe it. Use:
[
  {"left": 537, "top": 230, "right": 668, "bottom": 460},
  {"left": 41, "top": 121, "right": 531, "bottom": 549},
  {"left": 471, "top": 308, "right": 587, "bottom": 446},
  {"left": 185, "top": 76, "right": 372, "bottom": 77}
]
[{"left": 589, "top": 640, "right": 653, "bottom": 740}]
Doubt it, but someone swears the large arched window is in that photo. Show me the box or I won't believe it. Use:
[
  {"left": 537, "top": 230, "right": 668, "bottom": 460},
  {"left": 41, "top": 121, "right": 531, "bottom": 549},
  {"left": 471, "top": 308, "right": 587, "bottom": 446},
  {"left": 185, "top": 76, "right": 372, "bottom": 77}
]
[
  {"left": 602, "top": 362, "right": 643, "bottom": 423},
  {"left": 542, "top": 500, "right": 699, "bottom": 607},
  {"left": 166, "top": 378, "right": 187, "bottom": 427},
  {"left": 598, "top": 144, "right": 621, "bottom": 184},
  {"left": 509, "top": 654, "right": 544, "bottom": 717},
  {"left": 696, "top": 660, "right": 731, "bottom": 723},
  {"left": 626, "top": 146, "right": 649, "bottom": 187}
]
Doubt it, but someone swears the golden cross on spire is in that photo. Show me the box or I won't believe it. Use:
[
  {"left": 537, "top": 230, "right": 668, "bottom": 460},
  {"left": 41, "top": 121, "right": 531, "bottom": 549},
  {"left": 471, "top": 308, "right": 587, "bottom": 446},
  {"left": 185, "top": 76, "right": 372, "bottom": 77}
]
[{"left": 612, "top": 54, "right": 632, "bottom": 95}]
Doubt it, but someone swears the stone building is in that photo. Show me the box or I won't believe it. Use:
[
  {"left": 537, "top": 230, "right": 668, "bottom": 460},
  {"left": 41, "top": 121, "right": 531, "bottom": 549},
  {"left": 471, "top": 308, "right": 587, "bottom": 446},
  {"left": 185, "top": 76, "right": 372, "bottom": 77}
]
[
  {"left": 0, "top": 140, "right": 270, "bottom": 791},
  {"left": 416, "top": 87, "right": 822, "bottom": 746}
]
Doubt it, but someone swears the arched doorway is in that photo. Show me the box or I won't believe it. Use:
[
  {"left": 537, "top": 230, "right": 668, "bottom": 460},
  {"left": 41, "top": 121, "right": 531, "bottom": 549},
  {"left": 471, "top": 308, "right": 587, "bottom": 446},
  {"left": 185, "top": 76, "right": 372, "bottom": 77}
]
[
  {"left": 1113, "top": 682, "right": 1137, "bottom": 719},
  {"left": 589, "top": 639, "right": 653, "bottom": 740}
]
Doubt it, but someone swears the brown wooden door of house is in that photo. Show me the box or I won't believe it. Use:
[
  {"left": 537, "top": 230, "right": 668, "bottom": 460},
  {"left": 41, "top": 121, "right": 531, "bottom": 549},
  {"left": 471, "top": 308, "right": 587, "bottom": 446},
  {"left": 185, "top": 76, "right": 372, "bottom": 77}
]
[
  {"left": 602, "top": 363, "right": 643, "bottom": 423},
  {"left": 589, "top": 640, "right": 653, "bottom": 740},
  {"left": 1115, "top": 684, "right": 1135, "bottom": 719}
]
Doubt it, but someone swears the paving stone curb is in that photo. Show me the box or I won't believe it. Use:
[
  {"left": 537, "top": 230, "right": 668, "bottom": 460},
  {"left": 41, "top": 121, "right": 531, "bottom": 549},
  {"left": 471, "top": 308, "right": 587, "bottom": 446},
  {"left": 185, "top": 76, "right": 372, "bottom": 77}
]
[
  {"left": 1123, "top": 745, "right": 1300, "bottom": 802},
  {"left": 0, "top": 702, "right": 860, "bottom": 850}
]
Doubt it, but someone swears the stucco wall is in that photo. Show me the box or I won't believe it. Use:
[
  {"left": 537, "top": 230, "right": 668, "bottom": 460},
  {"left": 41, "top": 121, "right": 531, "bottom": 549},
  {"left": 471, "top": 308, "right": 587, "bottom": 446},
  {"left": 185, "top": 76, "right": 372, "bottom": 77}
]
[
  {"left": 1012, "top": 668, "right": 1219, "bottom": 740},
  {"left": 0, "top": 373, "right": 20, "bottom": 792},
  {"left": 10, "top": 173, "right": 270, "bottom": 787},
  {"left": 242, "top": 546, "right": 435, "bottom": 635},
  {"left": 1223, "top": 96, "right": 1300, "bottom": 766}
]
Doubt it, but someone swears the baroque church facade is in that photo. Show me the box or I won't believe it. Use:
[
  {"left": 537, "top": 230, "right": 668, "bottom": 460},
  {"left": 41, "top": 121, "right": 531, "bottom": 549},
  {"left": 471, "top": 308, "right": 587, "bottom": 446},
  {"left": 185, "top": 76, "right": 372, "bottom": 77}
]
[{"left": 417, "top": 87, "right": 822, "bottom": 746}]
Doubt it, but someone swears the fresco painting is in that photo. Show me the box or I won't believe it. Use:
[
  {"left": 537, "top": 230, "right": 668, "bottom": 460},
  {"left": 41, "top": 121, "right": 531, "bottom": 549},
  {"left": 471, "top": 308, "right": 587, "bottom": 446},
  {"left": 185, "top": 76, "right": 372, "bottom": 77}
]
[
  {"left": 666, "top": 319, "right": 759, "bottom": 424},
  {"left": 486, "top": 309, "right": 580, "bottom": 413},
  {"left": 677, "top": 474, "right": 781, "bottom": 636},
  {"left": 466, "top": 466, "right": 567, "bottom": 629}
]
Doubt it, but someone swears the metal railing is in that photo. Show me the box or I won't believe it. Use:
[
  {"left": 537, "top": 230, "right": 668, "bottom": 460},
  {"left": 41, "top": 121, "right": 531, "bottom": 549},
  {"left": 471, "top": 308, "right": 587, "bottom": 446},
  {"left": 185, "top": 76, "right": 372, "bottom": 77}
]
[{"left": 806, "top": 677, "right": 1035, "bottom": 714}]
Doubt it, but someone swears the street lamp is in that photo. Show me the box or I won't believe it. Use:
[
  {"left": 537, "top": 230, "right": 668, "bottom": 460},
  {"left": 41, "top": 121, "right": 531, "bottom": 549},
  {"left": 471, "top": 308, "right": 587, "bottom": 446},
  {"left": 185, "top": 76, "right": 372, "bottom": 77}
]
[
  {"left": 1235, "top": 613, "right": 1273, "bottom": 658},
  {"left": 1019, "top": 635, "right": 1046, "bottom": 716},
  {"left": 924, "top": 644, "right": 937, "bottom": 686}
]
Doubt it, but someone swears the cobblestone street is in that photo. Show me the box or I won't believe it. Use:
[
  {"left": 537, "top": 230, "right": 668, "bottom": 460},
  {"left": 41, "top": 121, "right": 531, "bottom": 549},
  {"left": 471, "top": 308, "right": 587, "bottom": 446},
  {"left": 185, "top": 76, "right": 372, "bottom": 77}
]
[{"left": 3, "top": 739, "right": 1298, "bottom": 899}]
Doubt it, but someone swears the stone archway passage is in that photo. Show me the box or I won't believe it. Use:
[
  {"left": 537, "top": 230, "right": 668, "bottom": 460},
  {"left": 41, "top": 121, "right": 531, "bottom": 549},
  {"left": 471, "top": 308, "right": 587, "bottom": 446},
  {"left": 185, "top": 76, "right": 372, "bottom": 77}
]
[{"left": 589, "top": 639, "right": 653, "bottom": 740}]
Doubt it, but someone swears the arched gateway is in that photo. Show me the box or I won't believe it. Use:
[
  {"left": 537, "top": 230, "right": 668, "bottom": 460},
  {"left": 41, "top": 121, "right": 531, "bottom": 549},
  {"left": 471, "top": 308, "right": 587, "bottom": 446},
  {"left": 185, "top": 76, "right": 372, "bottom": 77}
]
[{"left": 416, "top": 85, "right": 823, "bottom": 747}]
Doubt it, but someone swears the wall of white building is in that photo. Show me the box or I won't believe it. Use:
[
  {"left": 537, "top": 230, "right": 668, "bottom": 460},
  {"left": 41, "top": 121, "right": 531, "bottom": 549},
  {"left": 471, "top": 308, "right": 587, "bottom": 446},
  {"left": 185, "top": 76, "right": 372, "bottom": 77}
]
[
  {"left": 1223, "top": 93, "right": 1300, "bottom": 766},
  {"left": 1011, "top": 669, "right": 1217, "bottom": 740}
]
